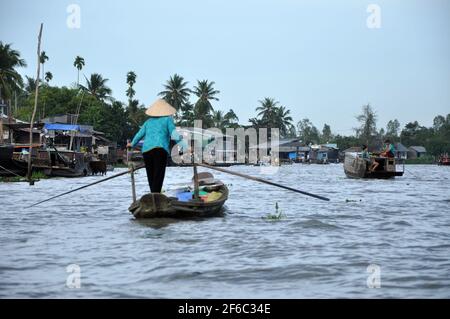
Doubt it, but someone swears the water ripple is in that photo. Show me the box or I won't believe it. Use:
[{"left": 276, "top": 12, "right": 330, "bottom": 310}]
[{"left": 1, "top": 164, "right": 450, "bottom": 298}]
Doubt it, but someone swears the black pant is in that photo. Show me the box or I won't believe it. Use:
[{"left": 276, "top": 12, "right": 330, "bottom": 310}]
[{"left": 143, "top": 148, "right": 168, "bottom": 193}]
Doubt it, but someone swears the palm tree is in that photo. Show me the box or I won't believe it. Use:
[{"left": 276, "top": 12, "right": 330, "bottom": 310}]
[
  {"left": 224, "top": 109, "right": 239, "bottom": 126},
  {"left": 44, "top": 71, "right": 53, "bottom": 84},
  {"left": 127, "top": 98, "right": 147, "bottom": 133},
  {"left": 158, "top": 74, "right": 191, "bottom": 111},
  {"left": 24, "top": 76, "right": 37, "bottom": 95},
  {"left": 0, "top": 42, "right": 26, "bottom": 102},
  {"left": 274, "top": 106, "right": 293, "bottom": 137},
  {"left": 81, "top": 73, "right": 112, "bottom": 100},
  {"left": 126, "top": 71, "right": 137, "bottom": 101},
  {"left": 178, "top": 102, "right": 195, "bottom": 127},
  {"left": 39, "top": 51, "right": 49, "bottom": 81},
  {"left": 73, "top": 56, "right": 85, "bottom": 86},
  {"left": 192, "top": 80, "right": 220, "bottom": 119},
  {"left": 248, "top": 117, "right": 265, "bottom": 129},
  {"left": 212, "top": 110, "right": 230, "bottom": 131},
  {"left": 255, "top": 97, "right": 279, "bottom": 127}
]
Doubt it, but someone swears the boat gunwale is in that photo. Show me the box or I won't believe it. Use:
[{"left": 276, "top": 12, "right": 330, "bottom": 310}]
[{"left": 169, "top": 184, "right": 229, "bottom": 208}]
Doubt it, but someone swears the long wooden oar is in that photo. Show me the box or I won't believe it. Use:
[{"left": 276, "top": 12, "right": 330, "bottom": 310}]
[
  {"left": 29, "top": 164, "right": 145, "bottom": 207},
  {"left": 197, "top": 163, "right": 330, "bottom": 201}
]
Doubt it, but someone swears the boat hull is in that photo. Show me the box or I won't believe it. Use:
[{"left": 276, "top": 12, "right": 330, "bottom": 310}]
[
  {"left": 129, "top": 184, "right": 228, "bottom": 218},
  {"left": 35, "top": 150, "right": 90, "bottom": 177},
  {"left": 43, "top": 167, "right": 88, "bottom": 177},
  {"left": 0, "top": 145, "right": 27, "bottom": 176}
]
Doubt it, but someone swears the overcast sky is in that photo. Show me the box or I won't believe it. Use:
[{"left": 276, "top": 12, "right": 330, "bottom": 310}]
[{"left": 1, "top": 0, "right": 449, "bottom": 134}]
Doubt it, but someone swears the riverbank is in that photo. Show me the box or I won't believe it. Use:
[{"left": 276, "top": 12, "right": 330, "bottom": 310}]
[
  {"left": 0, "top": 171, "right": 48, "bottom": 183},
  {"left": 404, "top": 156, "right": 436, "bottom": 164}
]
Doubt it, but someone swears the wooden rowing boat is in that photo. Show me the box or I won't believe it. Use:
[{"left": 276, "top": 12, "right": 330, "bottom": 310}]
[
  {"left": 344, "top": 152, "right": 404, "bottom": 179},
  {"left": 128, "top": 174, "right": 228, "bottom": 218}
]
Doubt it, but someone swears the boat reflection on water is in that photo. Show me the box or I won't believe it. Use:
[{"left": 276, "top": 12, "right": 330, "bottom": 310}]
[{"left": 131, "top": 213, "right": 225, "bottom": 230}]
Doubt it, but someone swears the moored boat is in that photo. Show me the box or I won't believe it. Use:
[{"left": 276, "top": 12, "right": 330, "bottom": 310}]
[
  {"left": 438, "top": 154, "right": 450, "bottom": 166},
  {"left": 129, "top": 174, "right": 228, "bottom": 218},
  {"left": 34, "top": 149, "right": 90, "bottom": 177},
  {"left": 0, "top": 144, "right": 26, "bottom": 176},
  {"left": 344, "top": 152, "right": 404, "bottom": 179}
]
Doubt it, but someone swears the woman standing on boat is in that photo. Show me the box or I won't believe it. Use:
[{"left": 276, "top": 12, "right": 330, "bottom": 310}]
[{"left": 127, "top": 99, "right": 188, "bottom": 193}]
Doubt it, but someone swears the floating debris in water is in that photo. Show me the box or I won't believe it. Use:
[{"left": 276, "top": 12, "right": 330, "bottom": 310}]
[
  {"left": 262, "top": 202, "right": 286, "bottom": 220},
  {"left": 345, "top": 199, "right": 362, "bottom": 203}
]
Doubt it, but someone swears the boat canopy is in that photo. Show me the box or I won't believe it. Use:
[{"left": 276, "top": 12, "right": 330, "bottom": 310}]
[{"left": 44, "top": 123, "right": 81, "bottom": 132}]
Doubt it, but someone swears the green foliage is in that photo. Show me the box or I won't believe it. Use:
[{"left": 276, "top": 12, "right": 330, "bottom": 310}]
[
  {"left": 4, "top": 43, "right": 447, "bottom": 158},
  {"left": 80, "top": 73, "right": 112, "bottom": 100},
  {"left": 73, "top": 56, "right": 85, "bottom": 71},
  {"left": 32, "top": 171, "right": 48, "bottom": 180},
  {"left": 405, "top": 155, "right": 435, "bottom": 164},
  {"left": 322, "top": 124, "right": 333, "bottom": 143},
  {"left": 297, "top": 118, "right": 320, "bottom": 144},
  {"left": 14, "top": 85, "right": 131, "bottom": 145},
  {"left": 0, "top": 176, "right": 23, "bottom": 182},
  {"left": 386, "top": 119, "right": 400, "bottom": 139},
  {"left": 263, "top": 202, "right": 286, "bottom": 220},
  {"left": 253, "top": 98, "right": 293, "bottom": 138},
  {"left": 355, "top": 103, "right": 377, "bottom": 147},
  {"left": 73, "top": 56, "right": 85, "bottom": 85},
  {"left": 193, "top": 80, "right": 220, "bottom": 127},
  {"left": 0, "top": 42, "right": 27, "bottom": 100},
  {"left": 400, "top": 115, "right": 450, "bottom": 156},
  {"left": 330, "top": 134, "right": 360, "bottom": 150},
  {"left": 126, "top": 71, "right": 137, "bottom": 101},
  {"left": 44, "top": 72, "right": 53, "bottom": 83},
  {"left": 158, "top": 74, "right": 191, "bottom": 111}
]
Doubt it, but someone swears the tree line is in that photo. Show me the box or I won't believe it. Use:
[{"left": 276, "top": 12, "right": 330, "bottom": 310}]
[{"left": 1, "top": 42, "right": 449, "bottom": 155}]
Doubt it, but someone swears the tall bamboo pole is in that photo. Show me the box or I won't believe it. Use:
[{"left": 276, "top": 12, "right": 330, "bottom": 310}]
[
  {"left": 0, "top": 87, "right": 3, "bottom": 144},
  {"left": 127, "top": 140, "right": 136, "bottom": 202},
  {"left": 27, "top": 23, "right": 43, "bottom": 185},
  {"left": 193, "top": 164, "right": 200, "bottom": 200}
]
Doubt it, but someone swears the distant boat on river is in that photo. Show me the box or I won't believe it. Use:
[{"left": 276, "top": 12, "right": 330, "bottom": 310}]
[
  {"left": 344, "top": 152, "right": 404, "bottom": 179},
  {"left": 438, "top": 154, "right": 450, "bottom": 166}
]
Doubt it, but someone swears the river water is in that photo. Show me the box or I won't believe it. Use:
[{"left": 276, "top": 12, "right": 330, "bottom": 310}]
[{"left": 0, "top": 164, "right": 449, "bottom": 298}]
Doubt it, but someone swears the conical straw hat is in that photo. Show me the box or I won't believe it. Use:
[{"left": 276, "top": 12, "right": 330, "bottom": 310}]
[{"left": 145, "top": 99, "right": 176, "bottom": 117}]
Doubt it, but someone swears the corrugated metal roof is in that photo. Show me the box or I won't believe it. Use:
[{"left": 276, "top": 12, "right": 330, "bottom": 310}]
[
  {"left": 249, "top": 138, "right": 300, "bottom": 149},
  {"left": 395, "top": 143, "right": 409, "bottom": 152},
  {"left": 409, "top": 146, "right": 427, "bottom": 153},
  {"left": 279, "top": 146, "right": 297, "bottom": 152},
  {"left": 343, "top": 147, "right": 362, "bottom": 153}
]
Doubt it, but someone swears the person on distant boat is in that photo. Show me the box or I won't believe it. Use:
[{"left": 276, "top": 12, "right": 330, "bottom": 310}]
[
  {"left": 380, "top": 139, "right": 395, "bottom": 158},
  {"left": 362, "top": 144, "right": 376, "bottom": 172},
  {"left": 127, "top": 99, "right": 189, "bottom": 193},
  {"left": 370, "top": 139, "right": 395, "bottom": 172},
  {"left": 361, "top": 144, "right": 370, "bottom": 159}
]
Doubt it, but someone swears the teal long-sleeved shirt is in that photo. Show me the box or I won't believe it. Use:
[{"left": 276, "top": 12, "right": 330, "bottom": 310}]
[{"left": 130, "top": 116, "right": 188, "bottom": 154}]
